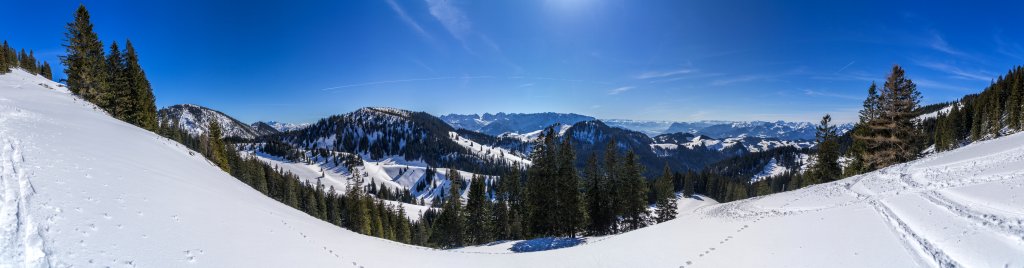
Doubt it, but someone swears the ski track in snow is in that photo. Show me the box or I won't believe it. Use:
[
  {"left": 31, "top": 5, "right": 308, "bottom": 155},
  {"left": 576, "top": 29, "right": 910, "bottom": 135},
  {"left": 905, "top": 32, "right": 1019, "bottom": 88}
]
[{"left": 0, "top": 138, "right": 50, "bottom": 267}]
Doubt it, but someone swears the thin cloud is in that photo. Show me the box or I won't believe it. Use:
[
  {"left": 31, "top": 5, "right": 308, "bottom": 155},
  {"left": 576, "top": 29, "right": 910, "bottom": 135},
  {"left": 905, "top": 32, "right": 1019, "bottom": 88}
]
[
  {"left": 711, "top": 75, "right": 771, "bottom": 86},
  {"left": 385, "top": 0, "right": 433, "bottom": 40},
  {"left": 914, "top": 78, "right": 972, "bottom": 92},
  {"left": 608, "top": 86, "right": 634, "bottom": 95},
  {"left": 914, "top": 60, "right": 993, "bottom": 81},
  {"left": 634, "top": 68, "right": 694, "bottom": 80},
  {"left": 928, "top": 30, "right": 971, "bottom": 58},
  {"left": 320, "top": 75, "right": 492, "bottom": 91},
  {"left": 994, "top": 34, "right": 1024, "bottom": 60},
  {"left": 803, "top": 89, "right": 861, "bottom": 100},
  {"left": 426, "top": 0, "right": 472, "bottom": 43}
]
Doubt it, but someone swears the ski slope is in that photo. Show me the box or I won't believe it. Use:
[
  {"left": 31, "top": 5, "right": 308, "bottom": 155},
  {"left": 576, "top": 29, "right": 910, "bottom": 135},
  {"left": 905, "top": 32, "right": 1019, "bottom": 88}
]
[{"left": 2, "top": 69, "right": 1023, "bottom": 267}]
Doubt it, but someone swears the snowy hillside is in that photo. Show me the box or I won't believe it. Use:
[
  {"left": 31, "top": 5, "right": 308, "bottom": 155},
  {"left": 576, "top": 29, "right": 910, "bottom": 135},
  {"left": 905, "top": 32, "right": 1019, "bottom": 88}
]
[
  {"left": 2, "top": 69, "right": 1022, "bottom": 267},
  {"left": 260, "top": 121, "right": 311, "bottom": 132},
  {"left": 157, "top": 104, "right": 270, "bottom": 139}
]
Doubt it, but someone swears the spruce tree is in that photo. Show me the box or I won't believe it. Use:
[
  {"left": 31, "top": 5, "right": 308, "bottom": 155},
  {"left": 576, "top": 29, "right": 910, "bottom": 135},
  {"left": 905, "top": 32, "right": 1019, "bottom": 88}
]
[
  {"left": 431, "top": 171, "right": 465, "bottom": 248},
  {"left": 621, "top": 150, "right": 649, "bottom": 231},
  {"left": 555, "top": 137, "right": 584, "bottom": 237},
  {"left": 584, "top": 153, "right": 612, "bottom": 235},
  {"left": 106, "top": 42, "right": 129, "bottom": 120},
  {"left": 654, "top": 164, "right": 678, "bottom": 223},
  {"left": 123, "top": 40, "right": 159, "bottom": 131},
  {"left": 40, "top": 61, "right": 53, "bottom": 80},
  {"left": 61, "top": 5, "right": 109, "bottom": 105},
  {"left": 207, "top": 121, "right": 231, "bottom": 172},
  {"left": 808, "top": 114, "right": 841, "bottom": 186},
  {"left": 682, "top": 171, "right": 695, "bottom": 198},
  {"left": 465, "top": 174, "right": 490, "bottom": 244},
  {"left": 856, "top": 65, "right": 921, "bottom": 170}
]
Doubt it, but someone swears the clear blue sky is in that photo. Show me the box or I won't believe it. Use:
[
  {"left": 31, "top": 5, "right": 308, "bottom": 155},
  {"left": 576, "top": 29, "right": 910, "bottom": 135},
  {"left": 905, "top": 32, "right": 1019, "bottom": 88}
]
[{"left": 3, "top": 0, "right": 1023, "bottom": 123}]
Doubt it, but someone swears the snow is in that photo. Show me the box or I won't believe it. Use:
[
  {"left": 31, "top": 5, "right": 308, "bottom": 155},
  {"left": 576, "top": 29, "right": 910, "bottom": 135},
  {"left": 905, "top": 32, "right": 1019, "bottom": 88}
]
[
  {"left": 449, "top": 131, "right": 532, "bottom": 166},
  {"left": 2, "top": 68, "right": 1023, "bottom": 267},
  {"left": 916, "top": 104, "right": 955, "bottom": 121}
]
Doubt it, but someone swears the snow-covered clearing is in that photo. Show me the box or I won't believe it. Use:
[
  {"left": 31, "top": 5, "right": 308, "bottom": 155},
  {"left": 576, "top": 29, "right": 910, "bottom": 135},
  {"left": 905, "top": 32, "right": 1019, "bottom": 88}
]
[{"left": 1, "top": 68, "right": 1022, "bottom": 267}]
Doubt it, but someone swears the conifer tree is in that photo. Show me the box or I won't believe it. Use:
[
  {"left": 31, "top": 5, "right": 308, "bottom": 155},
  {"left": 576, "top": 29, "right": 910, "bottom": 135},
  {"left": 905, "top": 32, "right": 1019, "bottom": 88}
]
[
  {"left": 207, "top": 121, "right": 231, "bottom": 172},
  {"left": 654, "top": 164, "right": 678, "bottom": 223},
  {"left": 808, "top": 114, "right": 841, "bottom": 186},
  {"left": 105, "top": 41, "right": 129, "bottom": 119},
  {"left": 621, "top": 150, "right": 649, "bottom": 231},
  {"left": 123, "top": 40, "right": 159, "bottom": 131},
  {"left": 682, "top": 171, "right": 695, "bottom": 198},
  {"left": 856, "top": 65, "right": 921, "bottom": 170},
  {"left": 61, "top": 5, "right": 109, "bottom": 105},
  {"left": 40, "top": 61, "right": 53, "bottom": 80},
  {"left": 465, "top": 174, "right": 490, "bottom": 244},
  {"left": 555, "top": 137, "right": 585, "bottom": 237},
  {"left": 584, "top": 153, "right": 612, "bottom": 235},
  {"left": 0, "top": 41, "right": 10, "bottom": 74},
  {"left": 431, "top": 171, "right": 465, "bottom": 248}
]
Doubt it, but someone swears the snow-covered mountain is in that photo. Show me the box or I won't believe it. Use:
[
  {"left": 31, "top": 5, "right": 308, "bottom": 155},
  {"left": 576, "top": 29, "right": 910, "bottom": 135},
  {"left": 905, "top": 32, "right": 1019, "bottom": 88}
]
[
  {"left": 440, "top": 112, "right": 595, "bottom": 136},
  {"left": 259, "top": 121, "right": 311, "bottom": 132},
  {"left": 157, "top": 104, "right": 272, "bottom": 139},
  {"left": 665, "top": 120, "right": 854, "bottom": 140},
  {"left": 4, "top": 69, "right": 1021, "bottom": 267},
  {"left": 601, "top": 119, "right": 676, "bottom": 136}
]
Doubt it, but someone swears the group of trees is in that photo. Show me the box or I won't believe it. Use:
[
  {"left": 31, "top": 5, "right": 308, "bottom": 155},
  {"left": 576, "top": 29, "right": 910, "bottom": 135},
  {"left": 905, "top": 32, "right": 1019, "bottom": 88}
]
[
  {"left": 845, "top": 65, "right": 923, "bottom": 175},
  {"left": 934, "top": 66, "right": 1024, "bottom": 151},
  {"left": 156, "top": 118, "right": 427, "bottom": 245},
  {"left": 0, "top": 40, "right": 52, "bottom": 79},
  {"left": 61, "top": 5, "right": 157, "bottom": 131}
]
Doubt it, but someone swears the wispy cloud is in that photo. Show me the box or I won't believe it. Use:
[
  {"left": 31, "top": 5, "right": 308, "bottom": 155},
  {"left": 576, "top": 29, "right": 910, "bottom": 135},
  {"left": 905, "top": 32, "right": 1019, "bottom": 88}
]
[
  {"left": 608, "top": 86, "right": 634, "bottom": 95},
  {"left": 320, "top": 75, "right": 492, "bottom": 91},
  {"left": 914, "top": 60, "right": 993, "bottom": 81},
  {"left": 385, "top": 0, "right": 433, "bottom": 40},
  {"left": 994, "top": 33, "right": 1024, "bottom": 60},
  {"left": 928, "top": 30, "right": 971, "bottom": 58},
  {"left": 803, "top": 89, "right": 861, "bottom": 100},
  {"left": 711, "top": 75, "right": 771, "bottom": 86},
  {"left": 914, "top": 78, "right": 972, "bottom": 92},
  {"left": 426, "top": 0, "right": 472, "bottom": 43},
  {"left": 634, "top": 68, "right": 694, "bottom": 80}
]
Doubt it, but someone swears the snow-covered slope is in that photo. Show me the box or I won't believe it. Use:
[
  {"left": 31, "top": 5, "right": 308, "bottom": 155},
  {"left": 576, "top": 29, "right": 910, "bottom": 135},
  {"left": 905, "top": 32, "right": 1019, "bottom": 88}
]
[
  {"left": 157, "top": 104, "right": 266, "bottom": 139},
  {"left": 259, "top": 121, "right": 311, "bottom": 132},
  {"left": 2, "top": 69, "right": 1022, "bottom": 267}
]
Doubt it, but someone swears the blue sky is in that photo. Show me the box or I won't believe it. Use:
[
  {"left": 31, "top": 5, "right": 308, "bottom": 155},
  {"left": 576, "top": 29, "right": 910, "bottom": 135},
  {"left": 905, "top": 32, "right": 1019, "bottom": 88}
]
[{"left": 3, "top": 0, "right": 1024, "bottom": 123}]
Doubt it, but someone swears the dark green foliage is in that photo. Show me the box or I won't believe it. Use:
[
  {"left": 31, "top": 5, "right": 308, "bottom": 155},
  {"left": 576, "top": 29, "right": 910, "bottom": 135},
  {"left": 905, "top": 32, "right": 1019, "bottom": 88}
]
[
  {"left": 465, "top": 174, "right": 490, "bottom": 244},
  {"left": 207, "top": 121, "right": 231, "bottom": 172},
  {"left": 430, "top": 170, "right": 465, "bottom": 248},
  {"left": 654, "top": 164, "right": 677, "bottom": 223},
  {"left": 122, "top": 40, "right": 159, "bottom": 130},
  {"left": 854, "top": 65, "right": 922, "bottom": 171},
  {"left": 805, "top": 114, "right": 841, "bottom": 186},
  {"left": 61, "top": 5, "right": 108, "bottom": 103},
  {"left": 39, "top": 61, "right": 52, "bottom": 80},
  {"left": 526, "top": 128, "right": 586, "bottom": 237}
]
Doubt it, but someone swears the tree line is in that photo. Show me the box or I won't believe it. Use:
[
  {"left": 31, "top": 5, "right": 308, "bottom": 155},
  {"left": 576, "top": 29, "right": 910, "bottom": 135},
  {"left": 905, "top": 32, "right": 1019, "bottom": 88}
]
[
  {"left": 0, "top": 40, "right": 53, "bottom": 79},
  {"left": 61, "top": 5, "right": 158, "bottom": 131}
]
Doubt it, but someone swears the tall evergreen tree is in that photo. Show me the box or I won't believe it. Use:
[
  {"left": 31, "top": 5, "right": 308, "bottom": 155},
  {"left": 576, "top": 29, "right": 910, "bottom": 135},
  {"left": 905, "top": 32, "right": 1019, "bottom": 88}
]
[
  {"left": 61, "top": 5, "right": 109, "bottom": 105},
  {"left": 207, "top": 121, "right": 231, "bottom": 172},
  {"left": 621, "top": 150, "right": 649, "bottom": 231},
  {"left": 123, "top": 40, "right": 159, "bottom": 131},
  {"left": 39, "top": 61, "right": 53, "bottom": 80},
  {"left": 105, "top": 41, "right": 129, "bottom": 120},
  {"left": 654, "top": 164, "right": 678, "bottom": 223},
  {"left": 856, "top": 65, "right": 921, "bottom": 170},
  {"left": 807, "top": 114, "right": 841, "bottom": 186},
  {"left": 431, "top": 170, "right": 465, "bottom": 248},
  {"left": 555, "top": 137, "right": 585, "bottom": 237},
  {"left": 465, "top": 174, "right": 490, "bottom": 244},
  {"left": 584, "top": 153, "right": 612, "bottom": 235}
]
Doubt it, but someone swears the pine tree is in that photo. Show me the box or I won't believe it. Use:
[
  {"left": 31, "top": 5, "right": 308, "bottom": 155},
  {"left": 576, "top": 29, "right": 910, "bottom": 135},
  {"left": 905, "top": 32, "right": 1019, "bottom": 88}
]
[
  {"left": 621, "top": 150, "right": 649, "bottom": 231},
  {"left": 654, "top": 164, "right": 678, "bottom": 223},
  {"left": 584, "top": 153, "right": 612, "bottom": 235},
  {"left": 431, "top": 171, "right": 465, "bottom": 248},
  {"left": 465, "top": 174, "right": 490, "bottom": 244},
  {"left": 856, "top": 65, "right": 921, "bottom": 170},
  {"left": 106, "top": 42, "right": 129, "bottom": 120},
  {"left": 526, "top": 128, "right": 558, "bottom": 236},
  {"left": 40, "top": 61, "right": 53, "bottom": 80},
  {"left": 808, "top": 114, "right": 841, "bottom": 186},
  {"left": 207, "top": 121, "right": 231, "bottom": 172},
  {"left": 123, "top": 40, "right": 159, "bottom": 131},
  {"left": 61, "top": 5, "right": 109, "bottom": 105},
  {"left": 0, "top": 41, "right": 10, "bottom": 74},
  {"left": 555, "top": 137, "right": 584, "bottom": 237}
]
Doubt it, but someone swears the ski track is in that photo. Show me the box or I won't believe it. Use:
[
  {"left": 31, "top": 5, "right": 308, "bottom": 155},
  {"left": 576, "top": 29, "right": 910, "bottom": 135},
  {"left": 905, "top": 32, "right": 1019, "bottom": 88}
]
[{"left": 0, "top": 138, "right": 51, "bottom": 268}]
